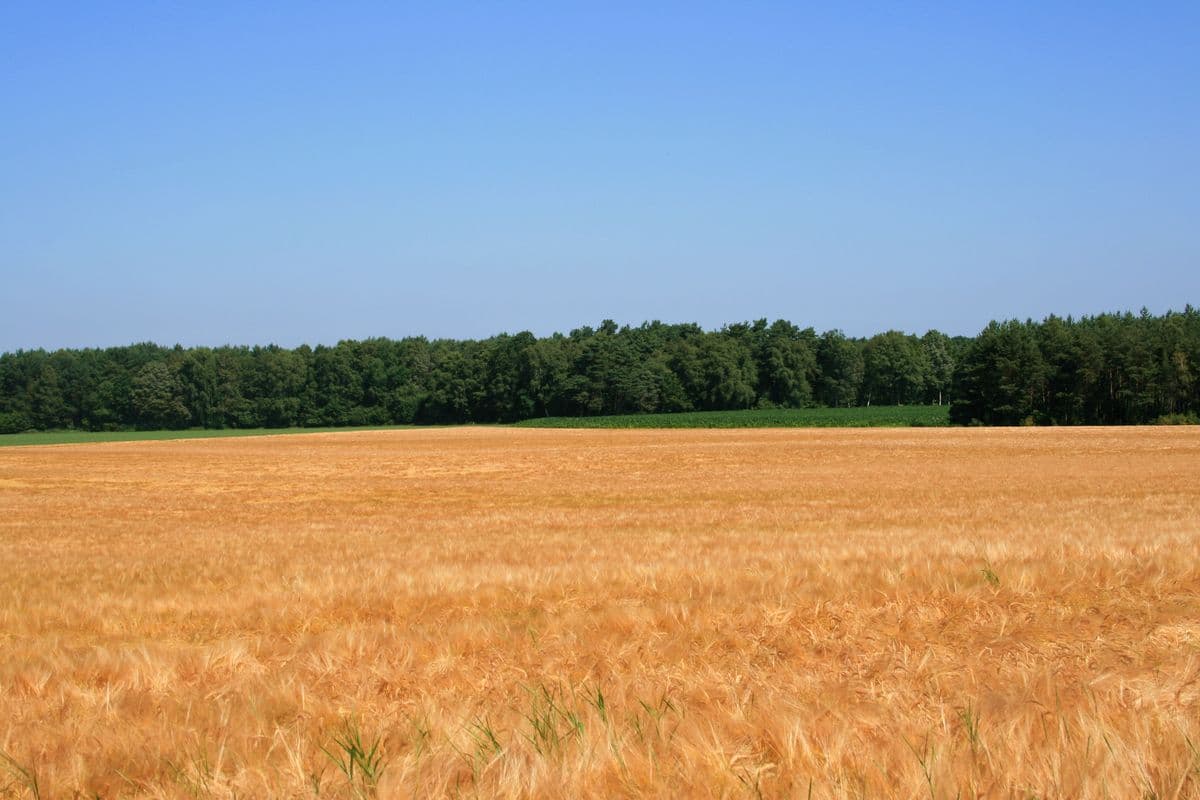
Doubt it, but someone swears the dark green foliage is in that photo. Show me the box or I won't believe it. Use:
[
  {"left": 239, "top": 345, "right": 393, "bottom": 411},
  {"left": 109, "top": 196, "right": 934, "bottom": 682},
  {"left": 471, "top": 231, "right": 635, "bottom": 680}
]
[
  {"left": 950, "top": 321, "right": 1046, "bottom": 425},
  {"left": 673, "top": 334, "right": 758, "bottom": 411},
  {"left": 131, "top": 362, "right": 190, "bottom": 429},
  {"left": 862, "top": 331, "right": 930, "bottom": 406},
  {"left": 921, "top": 330, "right": 957, "bottom": 406},
  {"left": 0, "top": 308, "right": 1195, "bottom": 432},
  {"left": 0, "top": 411, "right": 32, "bottom": 434},
  {"left": 815, "top": 330, "right": 863, "bottom": 407},
  {"left": 949, "top": 307, "right": 1200, "bottom": 425},
  {"left": 741, "top": 319, "right": 818, "bottom": 408},
  {"left": 1156, "top": 412, "right": 1199, "bottom": 425}
]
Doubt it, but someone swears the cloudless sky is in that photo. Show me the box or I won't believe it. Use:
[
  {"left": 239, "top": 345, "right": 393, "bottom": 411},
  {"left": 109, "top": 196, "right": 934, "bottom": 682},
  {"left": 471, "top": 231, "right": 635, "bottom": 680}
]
[{"left": 2, "top": 2, "right": 1198, "bottom": 351}]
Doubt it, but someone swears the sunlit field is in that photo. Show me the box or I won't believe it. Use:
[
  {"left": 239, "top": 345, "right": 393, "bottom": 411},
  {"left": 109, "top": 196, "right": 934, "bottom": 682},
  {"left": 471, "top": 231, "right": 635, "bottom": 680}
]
[{"left": 2, "top": 427, "right": 1199, "bottom": 799}]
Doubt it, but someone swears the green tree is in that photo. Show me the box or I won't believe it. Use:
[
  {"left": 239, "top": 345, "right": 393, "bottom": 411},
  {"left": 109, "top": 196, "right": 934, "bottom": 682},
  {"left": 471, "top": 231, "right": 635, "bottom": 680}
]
[
  {"left": 131, "top": 362, "right": 190, "bottom": 429},
  {"left": 526, "top": 336, "right": 571, "bottom": 417},
  {"left": 30, "top": 363, "right": 72, "bottom": 429},
  {"left": 921, "top": 330, "right": 955, "bottom": 406},
  {"left": 742, "top": 319, "right": 817, "bottom": 407},
  {"left": 951, "top": 321, "right": 1046, "bottom": 425},
  {"left": 3, "top": 308, "right": 1197, "bottom": 431},
  {"left": 815, "top": 331, "right": 863, "bottom": 407},
  {"left": 676, "top": 334, "right": 756, "bottom": 410},
  {"left": 862, "top": 331, "right": 928, "bottom": 406}
]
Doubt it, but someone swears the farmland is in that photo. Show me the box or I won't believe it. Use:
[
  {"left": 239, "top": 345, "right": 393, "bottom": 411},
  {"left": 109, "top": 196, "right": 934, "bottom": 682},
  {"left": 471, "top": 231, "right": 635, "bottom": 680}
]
[
  {"left": 0, "top": 406, "right": 949, "bottom": 449},
  {"left": 2, "top": 427, "right": 1199, "bottom": 798},
  {"left": 0, "top": 425, "right": 415, "bottom": 448},
  {"left": 515, "top": 405, "right": 949, "bottom": 428}
]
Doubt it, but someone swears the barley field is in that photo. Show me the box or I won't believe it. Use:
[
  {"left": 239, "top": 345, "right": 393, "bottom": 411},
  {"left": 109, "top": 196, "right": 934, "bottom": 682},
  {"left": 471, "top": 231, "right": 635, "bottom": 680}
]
[{"left": 1, "top": 427, "right": 1199, "bottom": 799}]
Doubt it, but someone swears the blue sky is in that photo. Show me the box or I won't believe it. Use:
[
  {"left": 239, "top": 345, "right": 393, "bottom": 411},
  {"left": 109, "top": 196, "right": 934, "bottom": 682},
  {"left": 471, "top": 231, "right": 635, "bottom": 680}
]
[{"left": 2, "top": 2, "right": 1197, "bottom": 351}]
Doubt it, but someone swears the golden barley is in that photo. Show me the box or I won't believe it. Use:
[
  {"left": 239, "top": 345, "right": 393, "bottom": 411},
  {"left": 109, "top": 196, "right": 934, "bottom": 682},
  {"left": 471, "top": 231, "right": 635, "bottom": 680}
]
[{"left": 1, "top": 427, "right": 1198, "bottom": 798}]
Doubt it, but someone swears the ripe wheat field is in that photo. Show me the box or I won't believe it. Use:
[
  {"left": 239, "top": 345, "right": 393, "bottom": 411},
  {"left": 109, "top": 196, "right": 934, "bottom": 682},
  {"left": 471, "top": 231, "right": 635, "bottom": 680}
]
[{"left": 1, "top": 427, "right": 1199, "bottom": 799}]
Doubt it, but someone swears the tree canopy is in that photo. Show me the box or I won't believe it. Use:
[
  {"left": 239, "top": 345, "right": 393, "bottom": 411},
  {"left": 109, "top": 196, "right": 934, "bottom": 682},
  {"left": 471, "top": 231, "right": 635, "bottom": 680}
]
[{"left": 1, "top": 308, "right": 1196, "bottom": 433}]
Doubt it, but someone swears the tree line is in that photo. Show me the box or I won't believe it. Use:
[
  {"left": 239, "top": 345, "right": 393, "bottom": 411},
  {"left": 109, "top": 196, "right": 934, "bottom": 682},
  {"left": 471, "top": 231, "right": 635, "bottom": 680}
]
[{"left": 0, "top": 308, "right": 1196, "bottom": 432}]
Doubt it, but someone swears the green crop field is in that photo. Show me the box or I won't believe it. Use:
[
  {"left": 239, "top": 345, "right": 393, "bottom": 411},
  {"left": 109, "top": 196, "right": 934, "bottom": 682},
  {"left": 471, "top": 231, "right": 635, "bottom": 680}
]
[
  {"left": 0, "top": 426, "right": 416, "bottom": 448},
  {"left": 515, "top": 405, "right": 951, "bottom": 429},
  {"left": 1, "top": 407, "right": 950, "bottom": 447}
]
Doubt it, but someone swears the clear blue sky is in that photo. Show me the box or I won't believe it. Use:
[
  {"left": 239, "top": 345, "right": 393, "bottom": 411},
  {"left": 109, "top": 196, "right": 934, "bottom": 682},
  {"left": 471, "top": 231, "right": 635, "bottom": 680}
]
[{"left": 2, "top": 2, "right": 1197, "bottom": 352}]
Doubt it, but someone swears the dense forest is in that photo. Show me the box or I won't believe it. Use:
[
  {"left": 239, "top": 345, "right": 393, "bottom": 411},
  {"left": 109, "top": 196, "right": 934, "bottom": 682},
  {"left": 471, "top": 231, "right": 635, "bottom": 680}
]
[{"left": 0, "top": 308, "right": 1196, "bottom": 433}]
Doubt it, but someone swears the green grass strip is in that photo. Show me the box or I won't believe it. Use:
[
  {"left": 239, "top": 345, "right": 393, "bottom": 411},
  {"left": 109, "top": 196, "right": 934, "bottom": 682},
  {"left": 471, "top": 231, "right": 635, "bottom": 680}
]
[
  {"left": 0, "top": 426, "right": 416, "bottom": 447},
  {"left": 2, "top": 406, "right": 951, "bottom": 447},
  {"left": 515, "top": 405, "right": 950, "bottom": 429}
]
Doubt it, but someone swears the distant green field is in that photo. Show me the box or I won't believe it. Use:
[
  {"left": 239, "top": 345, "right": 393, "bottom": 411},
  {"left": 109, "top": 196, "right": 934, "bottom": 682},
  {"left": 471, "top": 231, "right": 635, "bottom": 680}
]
[
  {"left": 515, "top": 405, "right": 951, "bottom": 429},
  {"left": 1, "top": 407, "right": 951, "bottom": 447},
  {"left": 0, "top": 426, "right": 415, "bottom": 448}
]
